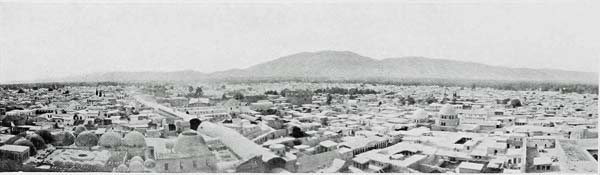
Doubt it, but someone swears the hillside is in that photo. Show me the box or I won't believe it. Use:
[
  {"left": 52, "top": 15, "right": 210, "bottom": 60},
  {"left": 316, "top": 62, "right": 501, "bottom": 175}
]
[{"left": 39, "top": 51, "right": 598, "bottom": 84}]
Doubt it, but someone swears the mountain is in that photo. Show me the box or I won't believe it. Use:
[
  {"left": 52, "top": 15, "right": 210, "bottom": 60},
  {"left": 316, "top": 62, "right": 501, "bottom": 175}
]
[
  {"left": 38, "top": 51, "right": 598, "bottom": 84},
  {"left": 211, "top": 51, "right": 377, "bottom": 80},
  {"left": 211, "top": 51, "right": 598, "bottom": 84}
]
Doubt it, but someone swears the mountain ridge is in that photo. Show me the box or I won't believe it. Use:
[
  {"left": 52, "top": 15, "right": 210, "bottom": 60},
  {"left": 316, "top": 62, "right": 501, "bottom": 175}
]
[{"left": 27, "top": 50, "right": 599, "bottom": 84}]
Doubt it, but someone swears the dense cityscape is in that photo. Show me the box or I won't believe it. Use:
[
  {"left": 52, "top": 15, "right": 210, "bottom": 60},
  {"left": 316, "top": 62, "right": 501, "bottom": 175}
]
[
  {"left": 0, "top": 81, "right": 597, "bottom": 173},
  {"left": 2, "top": 0, "right": 599, "bottom": 174}
]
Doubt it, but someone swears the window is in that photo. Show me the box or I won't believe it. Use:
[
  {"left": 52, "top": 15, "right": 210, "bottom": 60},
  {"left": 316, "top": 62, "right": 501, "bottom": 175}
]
[
  {"left": 193, "top": 160, "right": 197, "bottom": 168},
  {"left": 165, "top": 163, "right": 169, "bottom": 171}
]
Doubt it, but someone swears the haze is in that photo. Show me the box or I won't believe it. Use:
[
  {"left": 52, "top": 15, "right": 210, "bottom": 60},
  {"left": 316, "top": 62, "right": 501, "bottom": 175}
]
[{"left": 1, "top": 0, "right": 599, "bottom": 83}]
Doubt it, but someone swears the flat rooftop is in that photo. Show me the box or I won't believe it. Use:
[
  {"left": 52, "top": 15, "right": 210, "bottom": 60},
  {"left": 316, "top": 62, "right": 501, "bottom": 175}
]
[
  {"left": 0, "top": 144, "right": 29, "bottom": 152},
  {"left": 458, "top": 162, "right": 485, "bottom": 171}
]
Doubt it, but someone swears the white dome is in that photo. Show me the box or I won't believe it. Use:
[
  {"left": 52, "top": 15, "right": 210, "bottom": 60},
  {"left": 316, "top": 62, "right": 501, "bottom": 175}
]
[
  {"left": 130, "top": 156, "right": 144, "bottom": 164},
  {"left": 173, "top": 130, "right": 211, "bottom": 156},
  {"left": 439, "top": 104, "right": 457, "bottom": 115},
  {"left": 75, "top": 131, "right": 98, "bottom": 147},
  {"left": 98, "top": 132, "right": 122, "bottom": 148},
  {"left": 124, "top": 131, "right": 146, "bottom": 147},
  {"left": 115, "top": 164, "right": 128, "bottom": 172},
  {"left": 144, "top": 159, "right": 155, "bottom": 168},
  {"left": 129, "top": 160, "right": 144, "bottom": 172}
]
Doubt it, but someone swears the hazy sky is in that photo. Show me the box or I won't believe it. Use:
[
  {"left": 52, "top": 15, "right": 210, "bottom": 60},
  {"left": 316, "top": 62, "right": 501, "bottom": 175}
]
[{"left": 1, "top": 0, "right": 599, "bottom": 83}]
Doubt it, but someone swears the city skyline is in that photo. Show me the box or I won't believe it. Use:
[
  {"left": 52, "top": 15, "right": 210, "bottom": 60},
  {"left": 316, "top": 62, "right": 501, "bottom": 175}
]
[
  {"left": 1, "top": 0, "right": 599, "bottom": 83},
  {"left": 0, "top": 1, "right": 598, "bottom": 173}
]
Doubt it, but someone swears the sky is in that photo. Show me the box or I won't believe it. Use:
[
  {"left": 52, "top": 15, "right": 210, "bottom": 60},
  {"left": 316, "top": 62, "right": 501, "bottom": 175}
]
[{"left": 1, "top": 0, "right": 599, "bottom": 83}]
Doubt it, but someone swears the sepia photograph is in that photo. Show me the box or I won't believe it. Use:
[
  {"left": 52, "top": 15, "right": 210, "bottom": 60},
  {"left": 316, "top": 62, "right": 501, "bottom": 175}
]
[{"left": 0, "top": 0, "right": 598, "bottom": 174}]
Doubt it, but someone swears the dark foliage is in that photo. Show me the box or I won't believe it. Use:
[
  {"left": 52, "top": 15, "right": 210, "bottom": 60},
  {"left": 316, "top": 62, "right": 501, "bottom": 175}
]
[
  {"left": 189, "top": 118, "right": 201, "bottom": 131},
  {"left": 406, "top": 96, "right": 416, "bottom": 105},
  {"left": 233, "top": 92, "right": 244, "bottom": 100},
  {"left": 264, "top": 90, "right": 279, "bottom": 95},
  {"left": 510, "top": 99, "right": 522, "bottom": 108},
  {"left": 35, "top": 130, "right": 55, "bottom": 144},
  {"left": 14, "top": 139, "right": 37, "bottom": 156},
  {"left": 290, "top": 126, "right": 307, "bottom": 138},
  {"left": 26, "top": 134, "right": 47, "bottom": 150}
]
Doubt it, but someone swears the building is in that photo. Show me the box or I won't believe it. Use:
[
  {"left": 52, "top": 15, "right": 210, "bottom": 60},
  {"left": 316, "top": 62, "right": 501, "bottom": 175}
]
[
  {"left": 433, "top": 104, "right": 460, "bottom": 131},
  {"left": 146, "top": 130, "right": 217, "bottom": 173},
  {"left": 456, "top": 162, "right": 484, "bottom": 173},
  {"left": 0, "top": 144, "right": 30, "bottom": 164}
]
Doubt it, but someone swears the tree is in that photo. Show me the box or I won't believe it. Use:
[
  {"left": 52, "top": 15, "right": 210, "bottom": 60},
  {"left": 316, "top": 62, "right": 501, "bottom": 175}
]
[
  {"left": 326, "top": 94, "right": 332, "bottom": 105},
  {"left": 233, "top": 92, "right": 244, "bottom": 100},
  {"left": 188, "top": 86, "right": 194, "bottom": 93},
  {"left": 194, "top": 87, "right": 204, "bottom": 97},
  {"left": 189, "top": 118, "right": 201, "bottom": 131},
  {"left": 52, "top": 131, "right": 75, "bottom": 146},
  {"left": 26, "top": 134, "right": 47, "bottom": 150},
  {"left": 397, "top": 96, "right": 406, "bottom": 105},
  {"left": 35, "top": 130, "right": 55, "bottom": 144},
  {"left": 406, "top": 96, "right": 416, "bottom": 105},
  {"left": 510, "top": 99, "right": 522, "bottom": 108},
  {"left": 292, "top": 140, "right": 302, "bottom": 145},
  {"left": 425, "top": 96, "right": 438, "bottom": 104},
  {"left": 265, "top": 90, "right": 279, "bottom": 95},
  {"left": 349, "top": 93, "right": 356, "bottom": 100},
  {"left": 290, "top": 126, "right": 307, "bottom": 138}
]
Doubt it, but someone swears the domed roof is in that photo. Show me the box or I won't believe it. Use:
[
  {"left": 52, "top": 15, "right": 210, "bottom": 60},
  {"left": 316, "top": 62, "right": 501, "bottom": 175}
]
[
  {"left": 130, "top": 156, "right": 144, "bottom": 164},
  {"left": 124, "top": 131, "right": 146, "bottom": 147},
  {"left": 115, "top": 164, "right": 128, "bottom": 172},
  {"left": 173, "top": 130, "right": 211, "bottom": 156},
  {"left": 439, "top": 104, "right": 457, "bottom": 115},
  {"left": 144, "top": 159, "right": 155, "bottom": 168},
  {"left": 74, "top": 126, "right": 87, "bottom": 135},
  {"left": 98, "top": 132, "right": 122, "bottom": 148},
  {"left": 75, "top": 131, "right": 99, "bottom": 147},
  {"left": 407, "top": 109, "right": 428, "bottom": 119},
  {"left": 128, "top": 160, "right": 144, "bottom": 172},
  {"left": 52, "top": 131, "right": 75, "bottom": 146}
]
